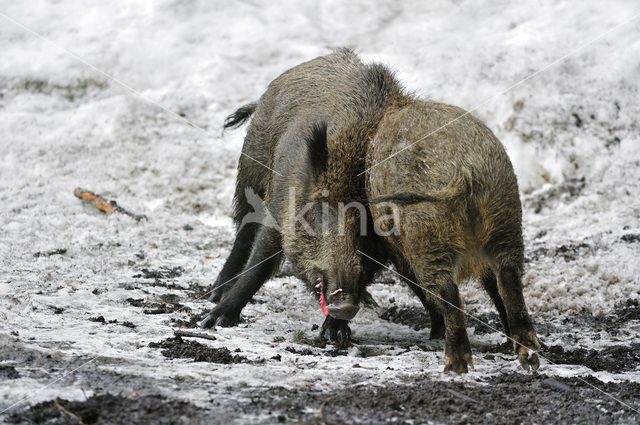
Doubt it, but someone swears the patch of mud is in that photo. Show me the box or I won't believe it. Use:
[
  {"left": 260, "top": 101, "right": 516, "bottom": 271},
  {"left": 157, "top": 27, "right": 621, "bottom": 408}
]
[
  {"left": 6, "top": 393, "right": 210, "bottom": 425},
  {"left": 133, "top": 267, "right": 184, "bottom": 280},
  {"left": 0, "top": 365, "right": 20, "bottom": 380},
  {"left": 88, "top": 316, "right": 136, "bottom": 328},
  {"left": 125, "top": 297, "right": 191, "bottom": 314},
  {"left": 526, "top": 241, "right": 591, "bottom": 263},
  {"left": 170, "top": 310, "right": 208, "bottom": 329},
  {"left": 524, "top": 177, "right": 586, "bottom": 214},
  {"left": 560, "top": 298, "right": 640, "bottom": 336},
  {"left": 544, "top": 344, "right": 640, "bottom": 373},
  {"left": 284, "top": 346, "right": 315, "bottom": 356},
  {"left": 128, "top": 266, "right": 188, "bottom": 290},
  {"left": 468, "top": 311, "right": 505, "bottom": 335},
  {"left": 33, "top": 248, "right": 67, "bottom": 258},
  {"left": 621, "top": 233, "right": 640, "bottom": 243},
  {"left": 379, "top": 306, "right": 429, "bottom": 330},
  {"left": 476, "top": 341, "right": 514, "bottom": 355},
  {"left": 148, "top": 336, "right": 248, "bottom": 363},
  {"left": 122, "top": 278, "right": 209, "bottom": 296},
  {"left": 240, "top": 374, "right": 640, "bottom": 425}
]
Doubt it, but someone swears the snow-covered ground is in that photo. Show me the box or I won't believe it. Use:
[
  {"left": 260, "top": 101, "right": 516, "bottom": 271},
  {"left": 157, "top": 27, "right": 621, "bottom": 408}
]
[{"left": 1, "top": 1, "right": 639, "bottom": 423}]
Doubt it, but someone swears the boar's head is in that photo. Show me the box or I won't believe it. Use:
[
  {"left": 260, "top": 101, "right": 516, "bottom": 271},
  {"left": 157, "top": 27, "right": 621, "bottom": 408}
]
[{"left": 282, "top": 122, "right": 376, "bottom": 321}]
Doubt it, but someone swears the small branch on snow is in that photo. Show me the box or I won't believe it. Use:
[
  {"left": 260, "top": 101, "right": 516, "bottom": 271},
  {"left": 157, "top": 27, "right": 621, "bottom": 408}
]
[
  {"left": 173, "top": 329, "right": 217, "bottom": 341},
  {"left": 53, "top": 399, "right": 86, "bottom": 425},
  {"left": 318, "top": 394, "right": 340, "bottom": 424},
  {"left": 74, "top": 188, "right": 146, "bottom": 221}
]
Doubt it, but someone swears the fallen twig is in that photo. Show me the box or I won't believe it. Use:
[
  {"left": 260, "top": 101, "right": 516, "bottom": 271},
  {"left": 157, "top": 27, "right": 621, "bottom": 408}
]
[
  {"left": 173, "top": 329, "right": 217, "bottom": 341},
  {"left": 319, "top": 395, "right": 345, "bottom": 424},
  {"left": 74, "top": 188, "right": 146, "bottom": 221},
  {"left": 53, "top": 399, "right": 85, "bottom": 425}
]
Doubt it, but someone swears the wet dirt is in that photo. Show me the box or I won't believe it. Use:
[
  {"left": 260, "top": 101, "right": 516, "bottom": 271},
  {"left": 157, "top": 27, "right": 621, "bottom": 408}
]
[
  {"left": 544, "top": 343, "right": 640, "bottom": 373},
  {"left": 6, "top": 326, "right": 640, "bottom": 424},
  {"left": 6, "top": 370, "right": 640, "bottom": 424},
  {"left": 148, "top": 336, "right": 248, "bottom": 363},
  {"left": 0, "top": 365, "right": 20, "bottom": 380},
  {"left": 170, "top": 310, "right": 207, "bottom": 329},
  {"left": 7, "top": 393, "right": 212, "bottom": 425},
  {"left": 132, "top": 267, "right": 184, "bottom": 280},
  {"left": 467, "top": 311, "right": 506, "bottom": 335},
  {"left": 379, "top": 306, "right": 430, "bottom": 330},
  {"left": 5, "top": 277, "right": 639, "bottom": 423},
  {"left": 88, "top": 316, "right": 136, "bottom": 328},
  {"left": 233, "top": 373, "right": 640, "bottom": 424},
  {"left": 559, "top": 298, "right": 640, "bottom": 336},
  {"left": 125, "top": 297, "right": 191, "bottom": 315},
  {"left": 32, "top": 248, "right": 68, "bottom": 258}
]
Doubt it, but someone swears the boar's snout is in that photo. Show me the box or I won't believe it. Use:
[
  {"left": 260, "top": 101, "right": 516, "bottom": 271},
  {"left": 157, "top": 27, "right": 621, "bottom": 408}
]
[{"left": 326, "top": 292, "right": 360, "bottom": 320}]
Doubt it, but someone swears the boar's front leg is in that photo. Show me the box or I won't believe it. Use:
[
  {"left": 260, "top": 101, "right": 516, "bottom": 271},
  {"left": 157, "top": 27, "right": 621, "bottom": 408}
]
[
  {"left": 208, "top": 222, "right": 259, "bottom": 302},
  {"left": 202, "top": 226, "right": 282, "bottom": 328}
]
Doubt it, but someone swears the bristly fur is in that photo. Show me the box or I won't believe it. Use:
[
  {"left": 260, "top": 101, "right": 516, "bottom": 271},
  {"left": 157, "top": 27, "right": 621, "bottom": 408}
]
[
  {"left": 369, "top": 193, "right": 452, "bottom": 205},
  {"left": 223, "top": 102, "right": 257, "bottom": 130},
  {"left": 305, "top": 122, "right": 328, "bottom": 175}
]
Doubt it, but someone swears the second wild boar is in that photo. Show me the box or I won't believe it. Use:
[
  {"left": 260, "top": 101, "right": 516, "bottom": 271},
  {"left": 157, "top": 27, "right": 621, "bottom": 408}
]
[{"left": 366, "top": 101, "right": 540, "bottom": 373}]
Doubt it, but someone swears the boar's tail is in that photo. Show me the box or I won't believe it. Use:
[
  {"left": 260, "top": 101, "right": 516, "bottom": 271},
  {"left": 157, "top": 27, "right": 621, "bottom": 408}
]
[
  {"left": 370, "top": 172, "right": 471, "bottom": 206},
  {"left": 223, "top": 102, "right": 257, "bottom": 130}
]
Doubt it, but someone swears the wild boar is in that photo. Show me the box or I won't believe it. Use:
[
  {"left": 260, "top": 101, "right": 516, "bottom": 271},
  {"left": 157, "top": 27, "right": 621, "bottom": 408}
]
[
  {"left": 204, "top": 48, "right": 539, "bottom": 374},
  {"left": 366, "top": 101, "right": 540, "bottom": 372},
  {"left": 202, "top": 49, "right": 446, "bottom": 343}
]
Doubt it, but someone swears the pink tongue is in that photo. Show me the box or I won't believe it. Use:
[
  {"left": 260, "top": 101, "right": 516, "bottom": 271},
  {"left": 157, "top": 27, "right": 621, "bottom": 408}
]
[{"left": 315, "top": 281, "right": 329, "bottom": 317}]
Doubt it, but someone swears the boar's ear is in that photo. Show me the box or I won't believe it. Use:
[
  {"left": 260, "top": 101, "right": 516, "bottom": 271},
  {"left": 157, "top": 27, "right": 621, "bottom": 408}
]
[{"left": 305, "top": 122, "right": 328, "bottom": 175}]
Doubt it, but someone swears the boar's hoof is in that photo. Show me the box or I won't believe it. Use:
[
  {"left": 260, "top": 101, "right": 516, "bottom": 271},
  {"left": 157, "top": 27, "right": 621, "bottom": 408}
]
[
  {"left": 201, "top": 306, "right": 241, "bottom": 329},
  {"left": 512, "top": 330, "right": 541, "bottom": 372},
  {"left": 444, "top": 332, "right": 473, "bottom": 373},
  {"left": 320, "top": 316, "right": 353, "bottom": 348},
  {"left": 444, "top": 352, "right": 473, "bottom": 374},
  {"left": 207, "top": 287, "right": 224, "bottom": 303}
]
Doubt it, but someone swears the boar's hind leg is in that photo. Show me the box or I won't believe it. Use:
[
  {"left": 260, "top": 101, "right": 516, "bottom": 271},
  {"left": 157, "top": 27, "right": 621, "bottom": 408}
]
[
  {"left": 413, "top": 263, "right": 472, "bottom": 373},
  {"left": 479, "top": 269, "right": 510, "bottom": 337},
  {"left": 395, "top": 260, "right": 445, "bottom": 339},
  {"left": 496, "top": 265, "right": 540, "bottom": 371},
  {"left": 436, "top": 275, "right": 472, "bottom": 373},
  {"left": 407, "top": 282, "right": 445, "bottom": 340},
  {"left": 208, "top": 222, "right": 259, "bottom": 302},
  {"left": 487, "top": 246, "right": 540, "bottom": 372},
  {"left": 202, "top": 226, "right": 282, "bottom": 328}
]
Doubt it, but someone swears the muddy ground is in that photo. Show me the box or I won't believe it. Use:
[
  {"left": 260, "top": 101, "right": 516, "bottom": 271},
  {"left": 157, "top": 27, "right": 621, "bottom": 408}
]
[
  {"left": 6, "top": 374, "right": 640, "bottom": 425},
  {"left": 3, "top": 290, "right": 640, "bottom": 424}
]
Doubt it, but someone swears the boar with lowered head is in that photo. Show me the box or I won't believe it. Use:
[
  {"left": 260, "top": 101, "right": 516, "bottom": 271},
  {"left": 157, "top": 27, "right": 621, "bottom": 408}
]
[
  {"left": 204, "top": 48, "right": 540, "bottom": 374},
  {"left": 202, "top": 49, "right": 444, "bottom": 343},
  {"left": 366, "top": 101, "right": 540, "bottom": 373}
]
